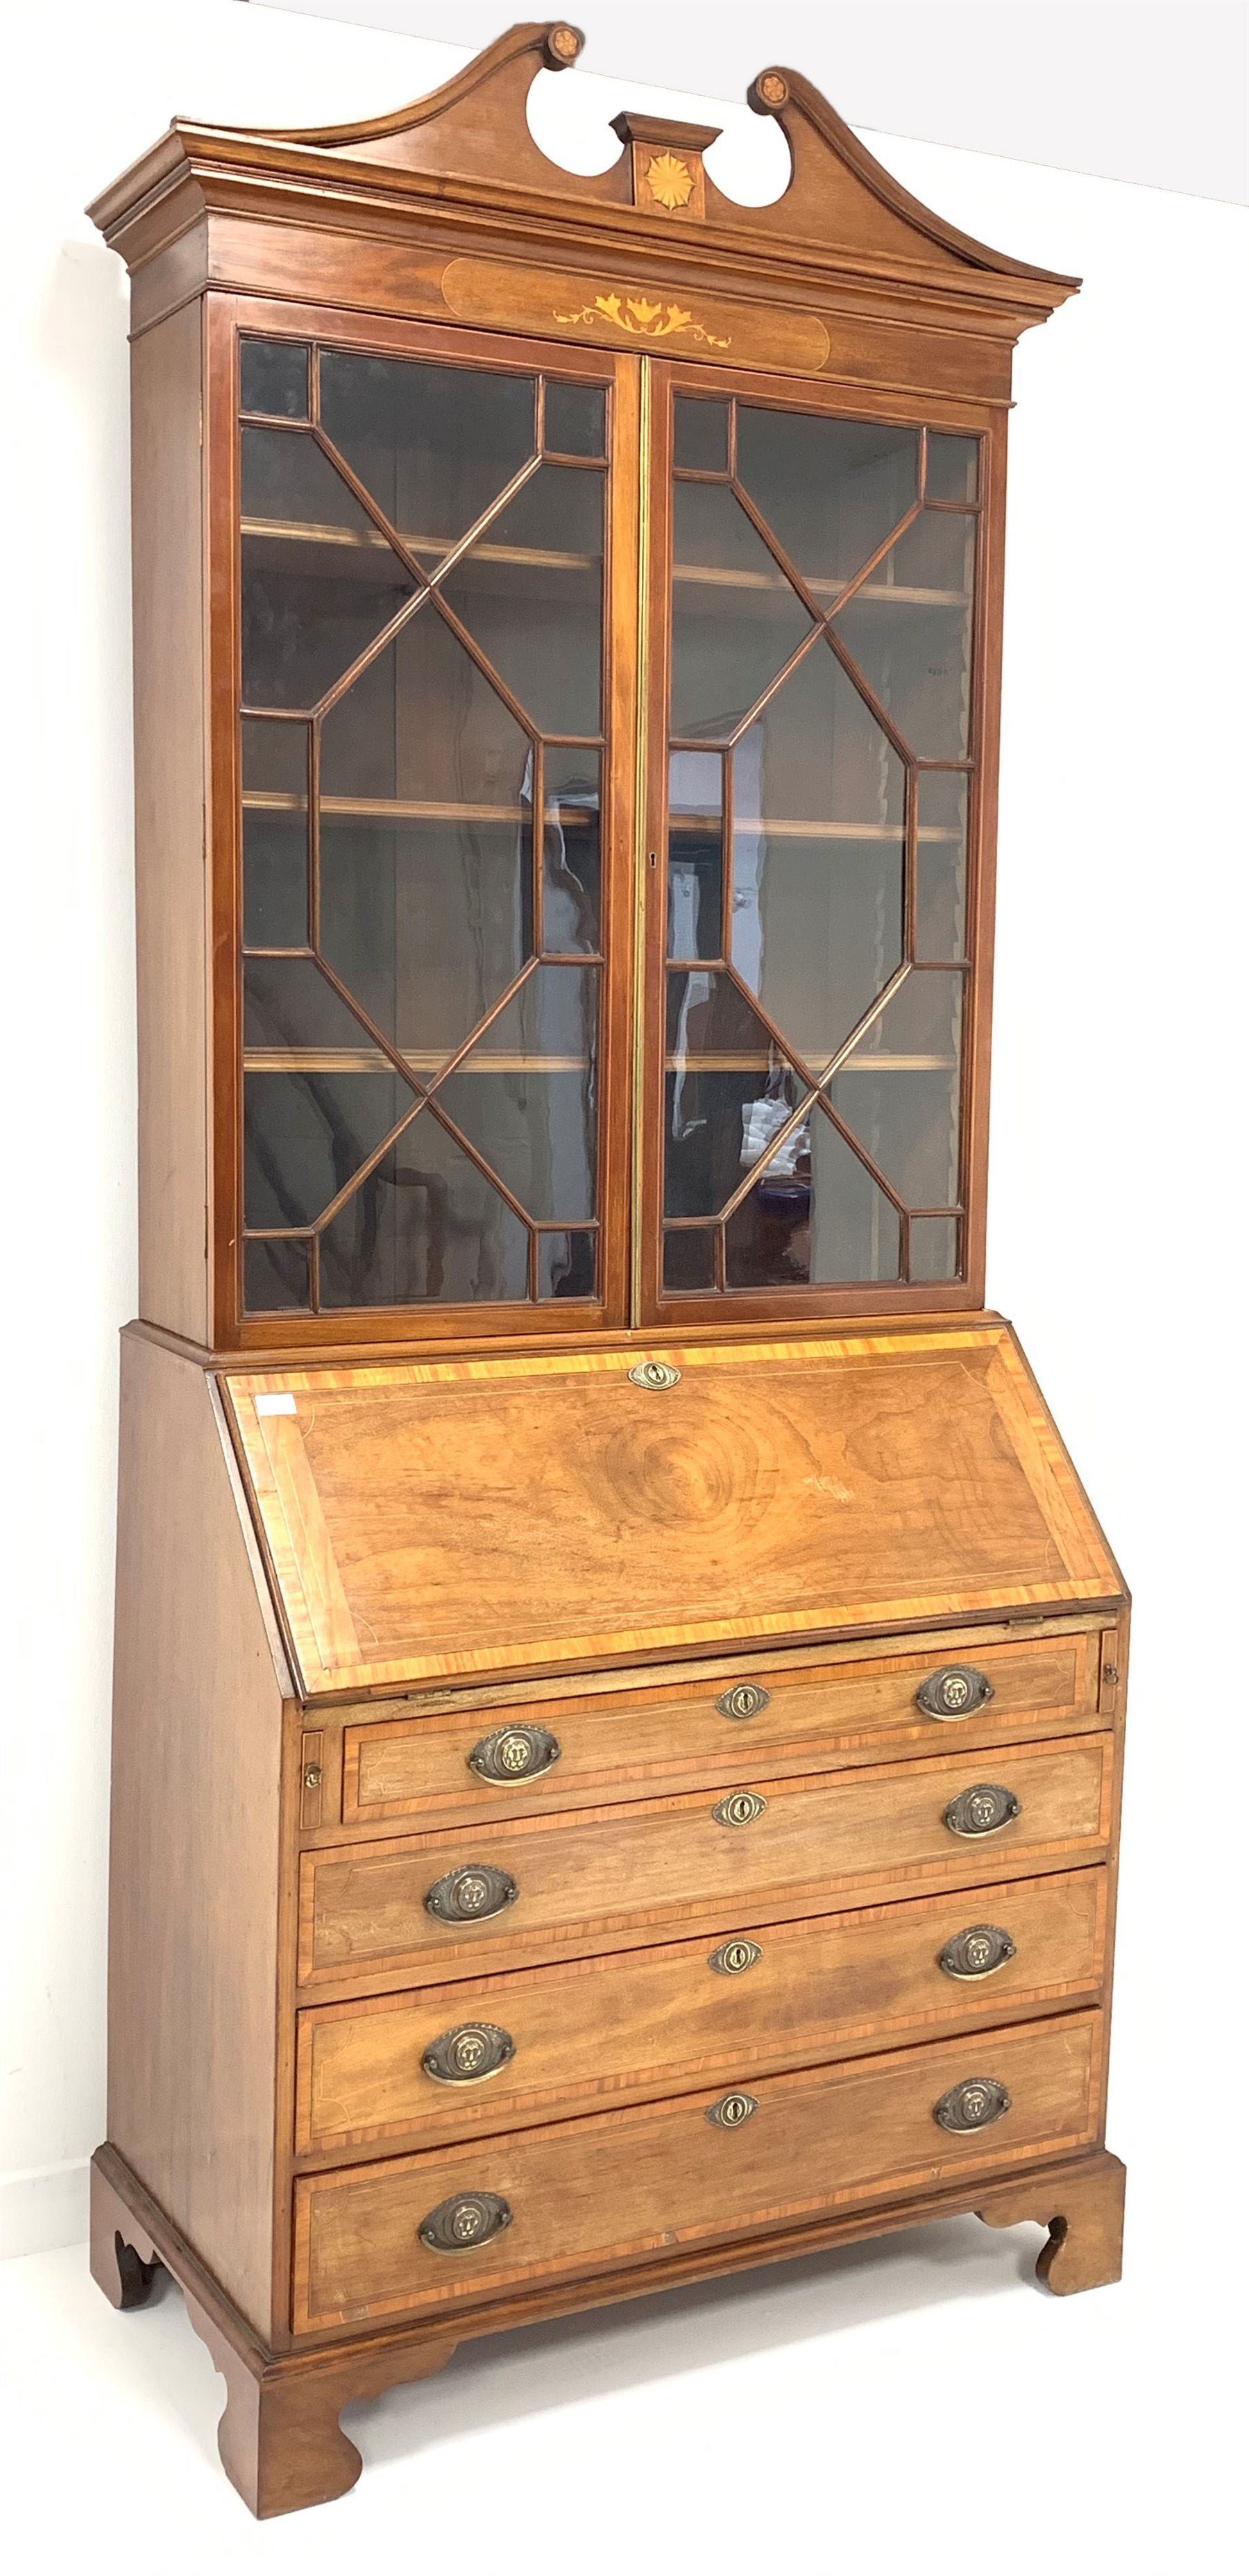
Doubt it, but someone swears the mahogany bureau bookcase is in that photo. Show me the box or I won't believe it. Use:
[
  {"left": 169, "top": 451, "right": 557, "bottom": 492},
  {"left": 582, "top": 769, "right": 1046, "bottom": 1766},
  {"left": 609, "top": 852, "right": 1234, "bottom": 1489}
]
[{"left": 87, "top": 22, "right": 1128, "bottom": 2518}]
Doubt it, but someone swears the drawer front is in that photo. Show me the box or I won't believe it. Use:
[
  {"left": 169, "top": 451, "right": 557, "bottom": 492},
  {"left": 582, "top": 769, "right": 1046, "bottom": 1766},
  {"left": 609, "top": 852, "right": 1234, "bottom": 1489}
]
[
  {"left": 339, "top": 1628, "right": 1104, "bottom": 1830},
  {"left": 296, "top": 1866, "right": 1108, "bottom": 2156},
  {"left": 298, "top": 1735, "right": 1113, "bottom": 1989},
  {"left": 293, "top": 2009, "right": 1104, "bottom": 2332}
]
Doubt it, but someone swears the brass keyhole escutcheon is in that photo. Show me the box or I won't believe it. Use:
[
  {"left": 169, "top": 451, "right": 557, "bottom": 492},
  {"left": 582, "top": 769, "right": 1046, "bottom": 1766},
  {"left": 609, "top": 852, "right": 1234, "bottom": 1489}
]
[
  {"left": 707, "top": 2090, "right": 758, "bottom": 2129},
  {"left": 709, "top": 1937, "right": 763, "bottom": 1976},
  {"left": 716, "top": 1682, "right": 771, "bottom": 1721},
  {"left": 713, "top": 1789, "right": 767, "bottom": 1827},
  {"left": 627, "top": 1359, "right": 681, "bottom": 1390}
]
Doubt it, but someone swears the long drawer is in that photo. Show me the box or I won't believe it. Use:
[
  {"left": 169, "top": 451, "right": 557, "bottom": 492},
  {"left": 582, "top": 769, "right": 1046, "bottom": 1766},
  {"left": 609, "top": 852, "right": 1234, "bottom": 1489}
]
[
  {"left": 298, "top": 1735, "right": 1114, "bottom": 1991},
  {"left": 293, "top": 2009, "right": 1104, "bottom": 2332},
  {"left": 296, "top": 1866, "right": 1108, "bottom": 2157},
  {"left": 332, "top": 1626, "right": 1106, "bottom": 1833}
]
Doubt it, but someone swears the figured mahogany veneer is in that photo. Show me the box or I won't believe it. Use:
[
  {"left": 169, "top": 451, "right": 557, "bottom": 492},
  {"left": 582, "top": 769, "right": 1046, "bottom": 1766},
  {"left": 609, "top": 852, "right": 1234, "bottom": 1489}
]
[{"left": 91, "top": 17, "right": 1123, "bottom": 2524}]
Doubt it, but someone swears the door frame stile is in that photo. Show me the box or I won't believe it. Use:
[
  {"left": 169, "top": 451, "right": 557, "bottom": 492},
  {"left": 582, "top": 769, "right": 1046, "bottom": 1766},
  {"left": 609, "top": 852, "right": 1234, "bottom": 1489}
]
[{"left": 629, "top": 353, "right": 654, "bottom": 1329}]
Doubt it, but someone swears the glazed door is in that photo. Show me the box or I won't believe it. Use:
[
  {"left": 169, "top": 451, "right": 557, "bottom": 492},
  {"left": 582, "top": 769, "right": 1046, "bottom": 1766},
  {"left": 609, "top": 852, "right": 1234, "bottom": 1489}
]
[
  {"left": 639, "top": 363, "right": 996, "bottom": 1324},
  {"left": 228, "top": 310, "right": 638, "bottom": 1344}
]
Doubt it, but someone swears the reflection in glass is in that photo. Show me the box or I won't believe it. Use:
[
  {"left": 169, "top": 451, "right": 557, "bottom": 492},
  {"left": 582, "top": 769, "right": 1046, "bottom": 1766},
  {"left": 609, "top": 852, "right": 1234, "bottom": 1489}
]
[
  {"left": 668, "top": 749, "right": 723, "bottom": 961},
  {"left": 834, "top": 510, "right": 975, "bottom": 759},
  {"left": 436, "top": 964, "right": 599, "bottom": 1222},
  {"left": 916, "top": 771, "right": 969, "bottom": 961},
  {"left": 726, "top": 1111, "right": 901, "bottom": 1286},
  {"left": 319, "top": 606, "right": 532, "bottom": 1052},
  {"left": 729, "top": 641, "right": 905, "bottom": 1066},
  {"left": 243, "top": 718, "right": 309, "bottom": 949},
  {"left": 736, "top": 409, "right": 918, "bottom": 598},
  {"left": 538, "top": 1230, "right": 597, "bottom": 1297},
  {"left": 318, "top": 1110, "right": 529, "bottom": 1307},
  {"left": 244, "top": 1236, "right": 311, "bottom": 1312},
  {"left": 665, "top": 970, "right": 808, "bottom": 1220},
  {"left": 318, "top": 353, "right": 536, "bottom": 568},
  {"left": 544, "top": 381, "right": 606, "bottom": 460},
  {"left": 241, "top": 426, "right": 417, "bottom": 709},
  {"left": 831, "top": 968, "right": 963, "bottom": 1208},
  {"left": 543, "top": 748, "right": 601, "bottom": 952},
  {"left": 244, "top": 1069, "right": 408, "bottom": 1231},
  {"left": 670, "top": 482, "right": 813, "bottom": 739},
  {"left": 674, "top": 397, "right": 729, "bottom": 473},
  {"left": 910, "top": 1214, "right": 960, "bottom": 1281},
  {"left": 240, "top": 339, "right": 309, "bottom": 421},
  {"left": 663, "top": 1229, "right": 716, "bottom": 1291},
  {"left": 926, "top": 433, "right": 978, "bottom": 504},
  {"left": 441, "top": 463, "right": 603, "bottom": 737}
]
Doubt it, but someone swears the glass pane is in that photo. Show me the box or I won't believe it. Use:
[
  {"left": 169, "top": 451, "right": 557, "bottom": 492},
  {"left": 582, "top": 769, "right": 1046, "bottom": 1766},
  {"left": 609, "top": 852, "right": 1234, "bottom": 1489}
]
[
  {"left": 318, "top": 1109, "right": 529, "bottom": 1307},
  {"left": 668, "top": 750, "right": 723, "bottom": 961},
  {"left": 674, "top": 397, "right": 729, "bottom": 473},
  {"left": 725, "top": 1111, "right": 901, "bottom": 1286},
  {"left": 736, "top": 408, "right": 918, "bottom": 600},
  {"left": 670, "top": 483, "right": 813, "bottom": 739},
  {"left": 665, "top": 969, "right": 808, "bottom": 1220},
  {"left": 730, "top": 641, "right": 905, "bottom": 1070},
  {"left": 544, "top": 381, "right": 606, "bottom": 460},
  {"left": 242, "top": 718, "right": 308, "bottom": 948},
  {"left": 830, "top": 969, "right": 964, "bottom": 1207},
  {"left": 663, "top": 1229, "right": 716, "bottom": 1290},
  {"left": 834, "top": 510, "right": 976, "bottom": 759},
  {"left": 244, "top": 1236, "right": 311, "bottom": 1312},
  {"left": 318, "top": 607, "right": 534, "bottom": 1054},
  {"left": 543, "top": 748, "right": 600, "bottom": 953},
  {"left": 318, "top": 352, "right": 536, "bottom": 570},
  {"left": 241, "top": 426, "right": 416, "bottom": 710},
  {"left": 240, "top": 339, "right": 309, "bottom": 421},
  {"left": 244, "top": 1069, "right": 409, "bottom": 1230},
  {"left": 926, "top": 433, "right": 979, "bottom": 504},
  {"left": 441, "top": 463, "right": 603, "bottom": 737},
  {"left": 537, "top": 1229, "right": 597, "bottom": 1297},
  {"left": 436, "top": 964, "right": 599, "bottom": 1222},
  {"left": 916, "top": 771, "right": 969, "bottom": 961},
  {"left": 910, "top": 1214, "right": 960, "bottom": 1280}
]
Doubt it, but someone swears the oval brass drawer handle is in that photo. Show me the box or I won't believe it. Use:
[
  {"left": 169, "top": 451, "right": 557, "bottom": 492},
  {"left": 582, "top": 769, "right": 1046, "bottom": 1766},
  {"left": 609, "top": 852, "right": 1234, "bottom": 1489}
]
[
  {"left": 916, "top": 1665, "right": 995, "bottom": 1720},
  {"left": 418, "top": 2190, "right": 512, "bottom": 2254},
  {"left": 468, "top": 1722, "right": 561, "bottom": 1785},
  {"left": 934, "top": 2076, "right": 1012, "bottom": 2135},
  {"left": 706, "top": 2090, "right": 758, "bottom": 2128},
  {"left": 423, "top": 2022, "right": 516, "bottom": 2085},
  {"left": 716, "top": 1682, "right": 771, "bottom": 1721},
  {"left": 709, "top": 1936, "right": 763, "bottom": 1976},
  {"left": 425, "top": 1863, "right": 518, "bottom": 1923},
  {"left": 938, "top": 1923, "right": 1017, "bottom": 1980},
  {"left": 943, "top": 1783, "right": 1019, "bottom": 1838},
  {"left": 713, "top": 1788, "right": 767, "bottom": 1827}
]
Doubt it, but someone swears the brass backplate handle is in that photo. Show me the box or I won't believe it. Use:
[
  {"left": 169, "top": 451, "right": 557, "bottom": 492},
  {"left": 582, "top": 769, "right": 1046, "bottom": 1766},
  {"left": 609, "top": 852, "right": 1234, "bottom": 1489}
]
[
  {"left": 423, "top": 2022, "right": 516, "bottom": 2085},
  {"left": 943, "top": 1783, "right": 1019, "bottom": 1838},
  {"left": 468, "top": 1722, "right": 561, "bottom": 1785},
  {"left": 418, "top": 2191, "right": 512, "bottom": 2253},
  {"left": 933, "top": 2076, "right": 1012, "bottom": 2135},
  {"left": 938, "top": 1923, "right": 1017, "bottom": 1980},
  {"left": 916, "top": 1664, "right": 995, "bottom": 1719},
  {"left": 425, "top": 1863, "right": 518, "bottom": 1923}
]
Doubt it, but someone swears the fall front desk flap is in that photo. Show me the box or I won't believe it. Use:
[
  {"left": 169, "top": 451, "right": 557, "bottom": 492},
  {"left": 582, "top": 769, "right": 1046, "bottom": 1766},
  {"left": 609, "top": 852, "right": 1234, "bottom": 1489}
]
[{"left": 223, "top": 1324, "right": 1123, "bottom": 1699}]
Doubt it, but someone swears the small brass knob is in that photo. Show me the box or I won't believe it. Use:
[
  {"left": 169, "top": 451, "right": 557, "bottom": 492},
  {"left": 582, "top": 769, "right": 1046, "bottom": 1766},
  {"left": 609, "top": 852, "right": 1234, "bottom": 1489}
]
[
  {"left": 302, "top": 1763, "right": 322, "bottom": 1791},
  {"left": 943, "top": 1783, "right": 1019, "bottom": 1839}
]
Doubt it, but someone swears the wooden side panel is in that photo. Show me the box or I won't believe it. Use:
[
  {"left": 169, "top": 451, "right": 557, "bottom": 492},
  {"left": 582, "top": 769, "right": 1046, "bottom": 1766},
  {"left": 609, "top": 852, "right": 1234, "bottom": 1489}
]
[
  {"left": 130, "top": 303, "right": 210, "bottom": 1344},
  {"left": 108, "top": 1329, "right": 289, "bottom": 2334},
  {"left": 340, "top": 1629, "right": 1103, "bottom": 1831},
  {"left": 298, "top": 1735, "right": 1114, "bottom": 1992},
  {"left": 296, "top": 1866, "right": 1108, "bottom": 2158},
  {"left": 294, "top": 2010, "right": 1104, "bottom": 2332}
]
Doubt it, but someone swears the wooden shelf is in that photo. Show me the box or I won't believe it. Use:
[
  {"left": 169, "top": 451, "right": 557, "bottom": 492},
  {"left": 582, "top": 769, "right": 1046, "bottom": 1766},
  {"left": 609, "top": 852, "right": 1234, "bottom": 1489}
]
[
  {"left": 670, "top": 1053, "right": 957, "bottom": 1074},
  {"left": 668, "top": 816, "right": 960, "bottom": 843},
  {"left": 245, "top": 1050, "right": 591, "bottom": 1075},
  {"left": 242, "top": 793, "right": 597, "bottom": 827},
  {"left": 674, "top": 564, "right": 967, "bottom": 607}
]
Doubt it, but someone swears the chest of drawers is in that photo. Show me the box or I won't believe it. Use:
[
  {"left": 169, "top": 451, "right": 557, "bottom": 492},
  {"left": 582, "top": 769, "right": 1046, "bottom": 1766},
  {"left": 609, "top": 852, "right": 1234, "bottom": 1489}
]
[{"left": 92, "top": 1319, "right": 1126, "bottom": 2515}]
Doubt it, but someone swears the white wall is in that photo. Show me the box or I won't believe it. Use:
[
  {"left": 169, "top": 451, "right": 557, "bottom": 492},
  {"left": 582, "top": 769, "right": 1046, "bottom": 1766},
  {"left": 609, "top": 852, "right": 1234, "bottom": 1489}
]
[{"left": 1, "top": 0, "right": 1245, "bottom": 2256}]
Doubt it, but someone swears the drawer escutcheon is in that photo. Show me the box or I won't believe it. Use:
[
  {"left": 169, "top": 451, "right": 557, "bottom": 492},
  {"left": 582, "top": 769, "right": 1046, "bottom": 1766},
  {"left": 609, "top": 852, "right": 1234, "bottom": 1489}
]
[
  {"left": 424, "top": 1863, "right": 518, "bottom": 1923},
  {"left": 708, "top": 1936, "right": 763, "bottom": 1976},
  {"left": 422, "top": 2022, "right": 516, "bottom": 2085},
  {"left": 716, "top": 1681, "right": 772, "bottom": 1721},
  {"left": 468, "top": 1722, "right": 561, "bottom": 1785},
  {"left": 418, "top": 2191, "right": 512, "bottom": 2254},
  {"left": 933, "top": 2076, "right": 1012, "bottom": 2135},
  {"left": 916, "top": 1665, "right": 995, "bottom": 1720},
  {"left": 713, "top": 1789, "right": 767, "bottom": 1827},
  {"left": 938, "top": 1923, "right": 1017, "bottom": 1980},
  {"left": 707, "top": 2090, "right": 758, "bottom": 2128},
  {"left": 943, "top": 1783, "right": 1019, "bottom": 1839}
]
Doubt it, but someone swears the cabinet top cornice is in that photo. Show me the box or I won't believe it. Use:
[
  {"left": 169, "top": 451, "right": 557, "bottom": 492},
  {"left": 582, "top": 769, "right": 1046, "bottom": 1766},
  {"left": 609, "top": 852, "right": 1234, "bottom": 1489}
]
[{"left": 88, "top": 17, "right": 1078, "bottom": 328}]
